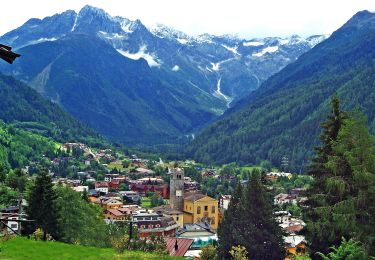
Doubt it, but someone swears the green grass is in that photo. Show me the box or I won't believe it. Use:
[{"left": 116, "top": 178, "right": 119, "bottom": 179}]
[
  {"left": 0, "top": 237, "right": 182, "bottom": 260},
  {"left": 141, "top": 197, "right": 152, "bottom": 208}
]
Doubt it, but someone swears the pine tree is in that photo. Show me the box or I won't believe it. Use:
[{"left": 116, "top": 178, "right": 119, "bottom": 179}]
[
  {"left": 217, "top": 182, "right": 243, "bottom": 259},
  {"left": 304, "top": 101, "right": 375, "bottom": 256},
  {"left": 235, "top": 172, "right": 284, "bottom": 259},
  {"left": 25, "top": 169, "right": 59, "bottom": 240},
  {"left": 327, "top": 112, "right": 375, "bottom": 255},
  {"left": 304, "top": 95, "right": 348, "bottom": 254}
]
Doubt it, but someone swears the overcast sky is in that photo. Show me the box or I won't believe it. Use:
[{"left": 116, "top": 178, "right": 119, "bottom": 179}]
[{"left": 1, "top": 0, "right": 374, "bottom": 38}]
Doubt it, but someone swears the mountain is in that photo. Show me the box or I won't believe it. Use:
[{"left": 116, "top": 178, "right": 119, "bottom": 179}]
[
  {"left": 0, "top": 72, "right": 101, "bottom": 144},
  {"left": 0, "top": 5, "right": 326, "bottom": 146},
  {"left": 187, "top": 10, "right": 375, "bottom": 171}
]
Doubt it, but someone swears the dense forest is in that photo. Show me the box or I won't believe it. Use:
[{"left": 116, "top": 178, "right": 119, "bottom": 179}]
[
  {"left": 186, "top": 11, "right": 375, "bottom": 171},
  {"left": 0, "top": 73, "right": 104, "bottom": 146}
]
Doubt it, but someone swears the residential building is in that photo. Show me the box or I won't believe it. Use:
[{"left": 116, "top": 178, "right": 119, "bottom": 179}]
[
  {"left": 104, "top": 209, "right": 128, "bottom": 221},
  {"left": 95, "top": 181, "right": 109, "bottom": 194},
  {"left": 153, "top": 205, "right": 184, "bottom": 228},
  {"left": 132, "top": 212, "right": 179, "bottom": 238}
]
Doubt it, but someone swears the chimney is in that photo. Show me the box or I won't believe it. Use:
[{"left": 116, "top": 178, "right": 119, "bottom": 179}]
[{"left": 174, "top": 238, "right": 178, "bottom": 251}]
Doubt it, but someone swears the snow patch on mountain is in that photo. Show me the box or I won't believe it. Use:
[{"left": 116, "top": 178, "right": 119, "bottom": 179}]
[
  {"left": 252, "top": 46, "right": 279, "bottom": 57},
  {"left": 177, "top": 38, "right": 189, "bottom": 44},
  {"left": 99, "top": 31, "right": 126, "bottom": 39},
  {"left": 211, "top": 62, "right": 220, "bottom": 71},
  {"left": 222, "top": 44, "right": 240, "bottom": 56},
  {"left": 71, "top": 15, "right": 78, "bottom": 32},
  {"left": 243, "top": 41, "right": 264, "bottom": 47},
  {"left": 213, "top": 77, "right": 232, "bottom": 108},
  {"left": 116, "top": 45, "right": 161, "bottom": 68},
  {"left": 25, "top": 37, "right": 59, "bottom": 47}
]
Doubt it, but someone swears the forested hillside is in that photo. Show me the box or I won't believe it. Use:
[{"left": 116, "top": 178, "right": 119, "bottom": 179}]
[
  {"left": 0, "top": 73, "right": 103, "bottom": 145},
  {"left": 187, "top": 11, "right": 375, "bottom": 171}
]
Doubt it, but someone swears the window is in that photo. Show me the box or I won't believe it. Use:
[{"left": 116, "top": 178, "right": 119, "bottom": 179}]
[
  {"left": 211, "top": 217, "right": 215, "bottom": 224},
  {"left": 176, "top": 217, "right": 179, "bottom": 221},
  {"left": 204, "top": 206, "right": 208, "bottom": 211},
  {"left": 211, "top": 206, "right": 215, "bottom": 213},
  {"left": 197, "top": 206, "right": 201, "bottom": 214}
]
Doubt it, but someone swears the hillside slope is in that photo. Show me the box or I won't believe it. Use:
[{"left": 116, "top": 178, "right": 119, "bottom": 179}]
[
  {"left": 187, "top": 10, "right": 375, "bottom": 171},
  {"left": 0, "top": 73, "right": 102, "bottom": 144}
]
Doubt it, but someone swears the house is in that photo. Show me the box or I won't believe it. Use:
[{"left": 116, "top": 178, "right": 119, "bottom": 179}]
[
  {"left": 95, "top": 181, "right": 109, "bottom": 194},
  {"left": 73, "top": 186, "right": 89, "bottom": 193},
  {"left": 183, "top": 192, "right": 219, "bottom": 230},
  {"left": 132, "top": 212, "right": 179, "bottom": 238},
  {"left": 153, "top": 204, "right": 184, "bottom": 228},
  {"left": 104, "top": 174, "right": 120, "bottom": 182},
  {"left": 104, "top": 209, "right": 128, "bottom": 221},
  {"left": 164, "top": 237, "right": 194, "bottom": 257},
  {"left": 120, "top": 191, "right": 141, "bottom": 203},
  {"left": 108, "top": 180, "right": 120, "bottom": 191},
  {"left": 93, "top": 197, "right": 123, "bottom": 209},
  {"left": 219, "top": 195, "right": 231, "bottom": 210},
  {"left": 266, "top": 172, "right": 293, "bottom": 181},
  {"left": 129, "top": 183, "right": 169, "bottom": 198},
  {"left": 274, "top": 193, "right": 297, "bottom": 205},
  {"left": 284, "top": 235, "right": 308, "bottom": 258}
]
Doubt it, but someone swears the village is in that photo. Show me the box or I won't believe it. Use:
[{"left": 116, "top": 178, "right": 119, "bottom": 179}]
[{"left": 0, "top": 142, "right": 310, "bottom": 259}]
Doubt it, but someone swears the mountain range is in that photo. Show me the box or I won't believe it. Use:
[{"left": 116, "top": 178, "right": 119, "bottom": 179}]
[
  {"left": 0, "top": 5, "right": 326, "bottom": 146},
  {"left": 187, "top": 10, "right": 375, "bottom": 171}
]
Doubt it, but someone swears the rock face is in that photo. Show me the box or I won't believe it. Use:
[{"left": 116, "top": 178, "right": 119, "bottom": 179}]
[{"left": 0, "top": 5, "right": 327, "bottom": 146}]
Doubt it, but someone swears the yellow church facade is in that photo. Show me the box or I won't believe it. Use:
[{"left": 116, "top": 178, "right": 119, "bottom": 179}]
[{"left": 183, "top": 193, "right": 219, "bottom": 230}]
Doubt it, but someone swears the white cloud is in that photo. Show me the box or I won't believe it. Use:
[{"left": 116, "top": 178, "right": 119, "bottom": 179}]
[
  {"left": 172, "top": 65, "right": 180, "bottom": 71},
  {"left": 0, "top": 0, "right": 375, "bottom": 38}
]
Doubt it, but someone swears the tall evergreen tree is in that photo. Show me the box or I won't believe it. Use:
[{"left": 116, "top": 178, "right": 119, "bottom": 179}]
[
  {"left": 25, "top": 169, "right": 59, "bottom": 240},
  {"left": 235, "top": 172, "right": 284, "bottom": 259},
  {"left": 326, "top": 112, "right": 375, "bottom": 255},
  {"left": 217, "top": 182, "right": 243, "bottom": 259},
  {"left": 218, "top": 171, "right": 284, "bottom": 259},
  {"left": 304, "top": 95, "right": 348, "bottom": 254},
  {"left": 305, "top": 99, "right": 375, "bottom": 256}
]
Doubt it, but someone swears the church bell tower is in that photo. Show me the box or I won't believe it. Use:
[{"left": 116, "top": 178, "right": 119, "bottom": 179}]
[{"left": 170, "top": 168, "right": 184, "bottom": 211}]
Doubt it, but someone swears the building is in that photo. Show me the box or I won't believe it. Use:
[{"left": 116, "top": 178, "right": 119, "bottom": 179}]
[
  {"left": 164, "top": 237, "right": 194, "bottom": 257},
  {"left": 105, "top": 208, "right": 128, "bottom": 221},
  {"left": 120, "top": 191, "right": 141, "bottom": 203},
  {"left": 170, "top": 168, "right": 185, "bottom": 211},
  {"left": 93, "top": 197, "right": 123, "bottom": 209},
  {"left": 183, "top": 192, "right": 219, "bottom": 230},
  {"left": 95, "top": 181, "right": 109, "bottom": 194},
  {"left": 132, "top": 212, "right": 179, "bottom": 238},
  {"left": 219, "top": 195, "right": 231, "bottom": 210},
  {"left": 168, "top": 168, "right": 219, "bottom": 230},
  {"left": 177, "top": 223, "right": 217, "bottom": 249},
  {"left": 104, "top": 174, "right": 120, "bottom": 182},
  {"left": 284, "top": 235, "right": 308, "bottom": 258},
  {"left": 153, "top": 205, "right": 184, "bottom": 228}
]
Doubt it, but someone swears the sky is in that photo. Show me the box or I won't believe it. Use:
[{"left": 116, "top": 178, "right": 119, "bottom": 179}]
[{"left": 1, "top": 0, "right": 375, "bottom": 38}]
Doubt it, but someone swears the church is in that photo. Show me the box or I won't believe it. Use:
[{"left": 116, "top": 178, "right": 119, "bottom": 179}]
[{"left": 153, "top": 168, "right": 219, "bottom": 230}]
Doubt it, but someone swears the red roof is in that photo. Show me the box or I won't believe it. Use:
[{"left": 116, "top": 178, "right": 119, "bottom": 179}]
[
  {"left": 106, "top": 209, "right": 125, "bottom": 217},
  {"left": 164, "top": 237, "right": 194, "bottom": 256}
]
